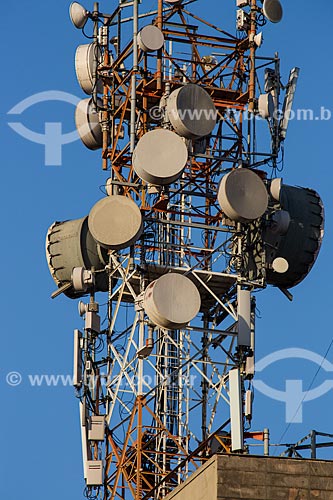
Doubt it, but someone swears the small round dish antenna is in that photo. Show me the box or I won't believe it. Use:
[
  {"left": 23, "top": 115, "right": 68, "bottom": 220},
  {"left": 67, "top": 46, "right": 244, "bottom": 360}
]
[
  {"left": 88, "top": 196, "right": 143, "bottom": 250},
  {"left": 133, "top": 129, "right": 188, "bottom": 185},
  {"left": 75, "top": 43, "right": 103, "bottom": 95},
  {"left": 272, "top": 257, "right": 289, "bottom": 274},
  {"left": 143, "top": 273, "right": 201, "bottom": 330},
  {"left": 218, "top": 169, "right": 268, "bottom": 223},
  {"left": 167, "top": 84, "right": 217, "bottom": 139},
  {"left": 262, "top": 0, "right": 283, "bottom": 23},
  {"left": 138, "top": 25, "right": 165, "bottom": 52},
  {"left": 69, "top": 2, "right": 89, "bottom": 29},
  {"left": 75, "top": 98, "right": 103, "bottom": 150}
]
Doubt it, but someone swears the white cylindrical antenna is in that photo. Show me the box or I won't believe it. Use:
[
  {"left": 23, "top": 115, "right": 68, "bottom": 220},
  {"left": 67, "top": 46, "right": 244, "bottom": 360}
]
[
  {"left": 73, "top": 329, "right": 83, "bottom": 389},
  {"left": 245, "top": 389, "right": 253, "bottom": 421}
]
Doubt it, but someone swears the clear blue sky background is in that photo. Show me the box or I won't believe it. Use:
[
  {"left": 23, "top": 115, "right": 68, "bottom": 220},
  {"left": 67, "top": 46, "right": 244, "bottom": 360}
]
[{"left": 0, "top": 1, "right": 332, "bottom": 499}]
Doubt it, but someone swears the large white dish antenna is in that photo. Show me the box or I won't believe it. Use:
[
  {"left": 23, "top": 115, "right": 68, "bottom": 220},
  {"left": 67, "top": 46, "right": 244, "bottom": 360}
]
[
  {"left": 262, "top": 0, "right": 283, "bottom": 23},
  {"left": 69, "top": 2, "right": 89, "bottom": 29},
  {"left": 75, "top": 43, "right": 103, "bottom": 95},
  {"left": 133, "top": 129, "right": 188, "bottom": 185},
  {"left": 143, "top": 273, "right": 201, "bottom": 329},
  {"left": 75, "top": 98, "right": 103, "bottom": 150},
  {"left": 88, "top": 196, "right": 143, "bottom": 250},
  {"left": 138, "top": 25, "right": 165, "bottom": 52},
  {"left": 167, "top": 84, "right": 217, "bottom": 139},
  {"left": 218, "top": 169, "right": 268, "bottom": 223}
]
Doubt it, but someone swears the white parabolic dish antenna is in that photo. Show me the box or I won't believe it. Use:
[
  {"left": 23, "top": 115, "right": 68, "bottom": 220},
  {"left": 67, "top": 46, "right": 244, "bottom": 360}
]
[
  {"left": 75, "top": 43, "right": 103, "bottom": 95},
  {"left": 69, "top": 2, "right": 88, "bottom": 29},
  {"left": 167, "top": 84, "right": 217, "bottom": 139},
  {"left": 75, "top": 97, "right": 103, "bottom": 150},
  {"left": 138, "top": 25, "right": 165, "bottom": 52},
  {"left": 143, "top": 273, "right": 201, "bottom": 330},
  {"left": 133, "top": 129, "right": 188, "bottom": 185},
  {"left": 218, "top": 169, "right": 268, "bottom": 222},
  {"left": 263, "top": 0, "right": 283, "bottom": 23},
  {"left": 88, "top": 196, "right": 143, "bottom": 250}
]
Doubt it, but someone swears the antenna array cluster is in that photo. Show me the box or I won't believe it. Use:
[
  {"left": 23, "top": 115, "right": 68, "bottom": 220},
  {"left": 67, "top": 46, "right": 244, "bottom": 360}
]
[{"left": 46, "top": 1, "right": 324, "bottom": 498}]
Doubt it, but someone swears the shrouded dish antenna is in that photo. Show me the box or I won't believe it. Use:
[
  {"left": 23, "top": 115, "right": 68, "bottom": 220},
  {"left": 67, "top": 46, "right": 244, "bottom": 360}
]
[
  {"left": 138, "top": 25, "right": 165, "bottom": 52},
  {"left": 262, "top": 0, "right": 283, "bottom": 23},
  {"left": 75, "top": 43, "right": 103, "bottom": 95},
  {"left": 267, "top": 186, "right": 324, "bottom": 288},
  {"left": 143, "top": 273, "right": 201, "bottom": 329},
  {"left": 167, "top": 84, "right": 217, "bottom": 139},
  {"left": 88, "top": 196, "right": 143, "bottom": 250},
  {"left": 75, "top": 98, "right": 104, "bottom": 150},
  {"left": 133, "top": 129, "right": 188, "bottom": 185},
  {"left": 70, "top": 2, "right": 89, "bottom": 29},
  {"left": 218, "top": 169, "right": 268, "bottom": 223},
  {"left": 46, "top": 217, "right": 108, "bottom": 298},
  {"left": 164, "top": 0, "right": 183, "bottom": 4}
]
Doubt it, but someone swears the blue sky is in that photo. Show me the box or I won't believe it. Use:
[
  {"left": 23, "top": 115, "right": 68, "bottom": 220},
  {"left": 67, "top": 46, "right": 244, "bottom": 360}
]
[{"left": 1, "top": 1, "right": 332, "bottom": 499}]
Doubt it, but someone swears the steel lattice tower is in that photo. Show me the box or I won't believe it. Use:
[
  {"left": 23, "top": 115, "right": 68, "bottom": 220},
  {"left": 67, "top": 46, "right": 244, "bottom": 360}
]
[{"left": 46, "top": 1, "right": 324, "bottom": 499}]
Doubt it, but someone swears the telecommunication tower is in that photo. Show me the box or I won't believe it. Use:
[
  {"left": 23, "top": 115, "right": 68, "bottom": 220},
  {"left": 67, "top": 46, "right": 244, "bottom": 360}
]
[{"left": 46, "top": 0, "right": 324, "bottom": 498}]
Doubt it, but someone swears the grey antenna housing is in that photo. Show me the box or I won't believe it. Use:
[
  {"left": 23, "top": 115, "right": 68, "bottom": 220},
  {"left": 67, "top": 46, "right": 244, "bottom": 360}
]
[
  {"left": 46, "top": 217, "right": 108, "bottom": 298},
  {"left": 167, "top": 84, "right": 217, "bottom": 139},
  {"left": 266, "top": 186, "right": 324, "bottom": 288},
  {"left": 218, "top": 169, "right": 269, "bottom": 223}
]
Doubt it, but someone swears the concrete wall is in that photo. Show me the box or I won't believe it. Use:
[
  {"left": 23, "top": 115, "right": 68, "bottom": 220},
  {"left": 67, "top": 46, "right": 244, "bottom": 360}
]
[{"left": 165, "top": 454, "right": 333, "bottom": 500}]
